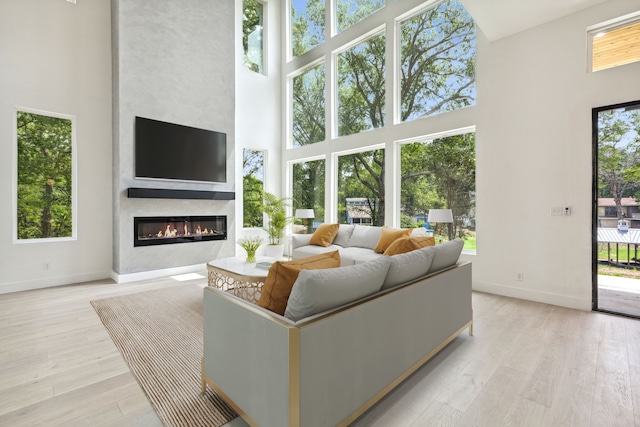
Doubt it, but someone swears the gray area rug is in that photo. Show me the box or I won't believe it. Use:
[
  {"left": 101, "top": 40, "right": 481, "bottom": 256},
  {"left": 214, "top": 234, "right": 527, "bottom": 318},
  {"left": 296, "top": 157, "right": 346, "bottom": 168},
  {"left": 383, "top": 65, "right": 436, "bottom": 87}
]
[{"left": 91, "top": 284, "right": 237, "bottom": 427}]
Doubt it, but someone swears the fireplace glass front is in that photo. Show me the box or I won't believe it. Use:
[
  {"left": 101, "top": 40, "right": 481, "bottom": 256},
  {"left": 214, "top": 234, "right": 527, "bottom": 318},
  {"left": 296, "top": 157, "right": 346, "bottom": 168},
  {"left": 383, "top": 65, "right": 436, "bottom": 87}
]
[{"left": 134, "top": 215, "right": 227, "bottom": 247}]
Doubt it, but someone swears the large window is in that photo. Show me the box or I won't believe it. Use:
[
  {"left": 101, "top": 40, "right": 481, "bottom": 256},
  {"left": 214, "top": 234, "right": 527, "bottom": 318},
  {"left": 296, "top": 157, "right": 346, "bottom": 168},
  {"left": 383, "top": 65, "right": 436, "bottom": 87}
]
[
  {"left": 243, "top": 148, "right": 265, "bottom": 228},
  {"left": 337, "top": 148, "right": 385, "bottom": 226},
  {"left": 243, "top": 0, "right": 265, "bottom": 74},
  {"left": 337, "top": 31, "right": 386, "bottom": 137},
  {"left": 292, "top": 159, "right": 325, "bottom": 232},
  {"left": 400, "top": 132, "right": 476, "bottom": 249},
  {"left": 400, "top": 0, "right": 475, "bottom": 121},
  {"left": 291, "top": 0, "right": 325, "bottom": 57},
  {"left": 16, "top": 109, "right": 74, "bottom": 241},
  {"left": 292, "top": 62, "right": 325, "bottom": 147}
]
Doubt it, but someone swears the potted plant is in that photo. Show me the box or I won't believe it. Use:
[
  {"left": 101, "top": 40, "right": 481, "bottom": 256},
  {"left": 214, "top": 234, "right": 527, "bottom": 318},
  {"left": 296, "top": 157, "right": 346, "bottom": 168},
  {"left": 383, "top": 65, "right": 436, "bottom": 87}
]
[{"left": 262, "top": 191, "right": 292, "bottom": 259}]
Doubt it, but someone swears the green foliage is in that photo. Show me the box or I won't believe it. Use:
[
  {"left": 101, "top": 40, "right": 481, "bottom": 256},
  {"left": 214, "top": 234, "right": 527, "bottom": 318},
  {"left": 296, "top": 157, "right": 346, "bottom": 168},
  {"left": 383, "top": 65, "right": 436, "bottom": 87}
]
[
  {"left": 292, "top": 64, "right": 325, "bottom": 147},
  {"left": 243, "top": 149, "right": 264, "bottom": 228},
  {"left": 336, "top": 0, "right": 384, "bottom": 32},
  {"left": 242, "top": 0, "right": 263, "bottom": 73},
  {"left": 263, "top": 191, "right": 293, "bottom": 245},
  {"left": 292, "top": 160, "right": 325, "bottom": 225},
  {"left": 338, "top": 32, "right": 386, "bottom": 136},
  {"left": 291, "top": 0, "right": 325, "bottom": 57},
  {"left": 400, "top": 0, "right": 475, "bottom": 120},
  {"left": 400, "top": 133, "right": 476, "bottom": 240},
  {"left": 17, "top": 111, "right": 73, "bottom": 239},
  {"left": 337, "top": 149, "right": 385, "bottom": 226}
]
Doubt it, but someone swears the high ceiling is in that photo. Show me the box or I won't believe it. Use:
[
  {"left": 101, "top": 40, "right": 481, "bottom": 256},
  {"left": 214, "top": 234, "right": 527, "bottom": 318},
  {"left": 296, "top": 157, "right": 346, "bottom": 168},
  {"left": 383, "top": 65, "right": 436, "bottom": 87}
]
[{"left": 460, "top": 0, "right": 611, "bottom": 41}]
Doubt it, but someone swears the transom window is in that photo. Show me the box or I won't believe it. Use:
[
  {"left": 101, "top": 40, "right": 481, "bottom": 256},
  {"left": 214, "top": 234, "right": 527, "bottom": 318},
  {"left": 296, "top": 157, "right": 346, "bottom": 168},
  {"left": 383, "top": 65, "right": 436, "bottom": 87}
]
[
  {"left": 589, "top": 11, "right": 640, "bottom": 72},
  {"left": 242, "top": 0, "right": 265, "bottom": 74}
]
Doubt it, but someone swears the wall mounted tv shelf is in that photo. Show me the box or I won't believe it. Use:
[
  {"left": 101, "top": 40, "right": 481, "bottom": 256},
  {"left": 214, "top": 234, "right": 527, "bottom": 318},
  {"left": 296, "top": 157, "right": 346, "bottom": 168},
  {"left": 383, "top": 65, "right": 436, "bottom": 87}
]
[{"left": 127, "top": 188, "right": 235, "bottom": 200}]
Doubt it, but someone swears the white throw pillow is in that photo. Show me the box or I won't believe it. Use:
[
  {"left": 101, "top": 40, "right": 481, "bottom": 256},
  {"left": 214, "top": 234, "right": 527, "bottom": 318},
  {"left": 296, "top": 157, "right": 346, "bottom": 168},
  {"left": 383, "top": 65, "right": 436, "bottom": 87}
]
[
  {"left": 333, "top": 224, "right": 355, "bottom": 247},
  {"left": 348, "top": 225, "right": 383, "bottom": 250},
  {"left": 284, "top": 257, "right": 391, "bottom": 321},
  {"left": 382, "top": 246, "right": 436, "bottom": 289},
  {"left": 427, "top": 238, "right": 464, "bottom": 273},
  {"left": 410, "top": 228, "right": 428, "bottom": 237}
]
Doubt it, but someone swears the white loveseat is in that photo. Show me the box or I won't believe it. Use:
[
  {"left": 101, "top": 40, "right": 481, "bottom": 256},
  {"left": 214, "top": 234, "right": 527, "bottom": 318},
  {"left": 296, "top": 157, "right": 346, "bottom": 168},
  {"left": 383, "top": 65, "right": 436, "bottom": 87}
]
[
  {"left": 291, "top": 224, "right": 429, "bottom": 265},
  {"left": 202, "top": 239, "right": 472, "bottom": 427}
]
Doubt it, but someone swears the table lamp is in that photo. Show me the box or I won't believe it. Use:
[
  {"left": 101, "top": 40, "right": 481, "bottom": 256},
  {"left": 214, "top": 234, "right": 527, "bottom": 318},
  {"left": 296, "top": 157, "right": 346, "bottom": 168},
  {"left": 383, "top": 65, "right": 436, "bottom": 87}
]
[
  {"left": 295, "top": 209, "right": 315, "bottom": 233},
  {"left": 427, "top": 209, "right": 453, "bottom": 243}
]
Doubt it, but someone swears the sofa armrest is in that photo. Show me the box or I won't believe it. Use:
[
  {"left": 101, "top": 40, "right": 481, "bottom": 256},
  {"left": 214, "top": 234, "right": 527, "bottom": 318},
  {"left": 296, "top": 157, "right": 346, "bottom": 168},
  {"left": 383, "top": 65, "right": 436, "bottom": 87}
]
[{"left": 292, "top": 233, "right": 313, "bottom": 250}]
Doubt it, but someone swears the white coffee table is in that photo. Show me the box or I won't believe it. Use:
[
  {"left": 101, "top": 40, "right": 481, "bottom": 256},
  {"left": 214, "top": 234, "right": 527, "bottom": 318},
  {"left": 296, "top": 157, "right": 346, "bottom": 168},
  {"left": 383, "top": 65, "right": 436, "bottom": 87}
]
[{"left": 207, "top": 256, "right": 276, "bottom": 303}]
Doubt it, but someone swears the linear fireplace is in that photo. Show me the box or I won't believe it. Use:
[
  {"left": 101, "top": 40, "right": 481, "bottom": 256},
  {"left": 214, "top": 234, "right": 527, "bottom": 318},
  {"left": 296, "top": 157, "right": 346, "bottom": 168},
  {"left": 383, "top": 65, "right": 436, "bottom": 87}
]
[{"left": 134, "top": 215, "right": 227, "bottom": 247}]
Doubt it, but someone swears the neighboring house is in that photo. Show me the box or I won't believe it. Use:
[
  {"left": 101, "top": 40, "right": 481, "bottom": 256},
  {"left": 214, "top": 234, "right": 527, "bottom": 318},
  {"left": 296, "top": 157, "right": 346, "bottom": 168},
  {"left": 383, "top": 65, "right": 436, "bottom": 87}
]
[
  {"left": 597, "top": 197, "right": 640, "bottom": 228},
  {"left": 345, "top": 198, "right": 373, "bottom": 225}
]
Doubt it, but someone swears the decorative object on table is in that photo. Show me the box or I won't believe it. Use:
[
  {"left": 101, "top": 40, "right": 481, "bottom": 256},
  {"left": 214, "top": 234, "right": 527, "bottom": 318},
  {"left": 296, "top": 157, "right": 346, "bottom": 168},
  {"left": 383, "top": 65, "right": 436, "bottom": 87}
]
[
  {"left": 294, "top": 209, "right": 315, "bottom": 234},
  {"left": 255, "top": 261, "right": 275, "bottom": 270},
  {"left": 237, "top": 235, "right": 263, "bottom": 263},
  {"left": 427, "top": 208, "right": 453, "bottom": 243},
  {"left": 262, "top": 191, "right": 292, "bottom": 259}
]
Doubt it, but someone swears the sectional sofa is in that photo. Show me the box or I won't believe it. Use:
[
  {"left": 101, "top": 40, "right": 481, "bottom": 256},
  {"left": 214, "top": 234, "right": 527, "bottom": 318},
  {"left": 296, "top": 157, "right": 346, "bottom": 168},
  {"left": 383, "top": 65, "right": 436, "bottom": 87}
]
[
  {"left": 202, "top": 237, "right": 472, "bottom": 427},
  {"left": 291, "top": 224, "right": 430, "bottom": 265}
]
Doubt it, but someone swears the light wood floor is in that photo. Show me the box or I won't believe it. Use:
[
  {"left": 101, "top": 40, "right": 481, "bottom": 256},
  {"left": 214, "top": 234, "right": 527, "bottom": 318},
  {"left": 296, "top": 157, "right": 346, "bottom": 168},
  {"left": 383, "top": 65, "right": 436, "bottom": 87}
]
[{"left": 1, "top": 275, "right": 639, "bottom": 427}]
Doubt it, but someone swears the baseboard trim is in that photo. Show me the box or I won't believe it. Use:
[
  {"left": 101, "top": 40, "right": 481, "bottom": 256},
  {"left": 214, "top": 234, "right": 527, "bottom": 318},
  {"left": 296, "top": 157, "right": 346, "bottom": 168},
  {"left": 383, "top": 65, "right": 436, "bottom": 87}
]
[
  {"left": 473, "top": 280, "right": 591, "bottom": 311},
  {"left": 0, "top": 271, "right": 113, "bottom": 295},
  {"left": 111, "top": 263, "right": 207, "bottom": 284}
]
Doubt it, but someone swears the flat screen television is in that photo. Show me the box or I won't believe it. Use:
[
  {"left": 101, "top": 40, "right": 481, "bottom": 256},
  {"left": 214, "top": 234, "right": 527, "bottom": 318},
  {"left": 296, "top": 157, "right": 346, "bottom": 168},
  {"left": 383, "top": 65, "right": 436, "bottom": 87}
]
[{"left": 135, "top": 116, "right": 227, "bottom": 183}]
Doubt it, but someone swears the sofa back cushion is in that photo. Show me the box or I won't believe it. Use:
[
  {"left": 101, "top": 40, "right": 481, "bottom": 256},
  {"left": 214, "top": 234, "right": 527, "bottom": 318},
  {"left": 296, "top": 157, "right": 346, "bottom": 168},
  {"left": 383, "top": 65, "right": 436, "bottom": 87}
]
[
  {"left": 257, "top": 251, "right": 341, "bottom": 315},
  {"left": 382, "top": 246, "right": 436, "bottom": 289},
  {"left": 383, "top": 236, "right": 435, "bottom": 256},
  {"left": 427, "top": 239, "right": 464, "bottom": 274},
  {"left": 348, "top": 225, "right": 383, "bottom": 250},
  {"left": 333, "top": 224, "right": 355, "bottom": 247},
  {"left": 284, "top": 256, "right": 391, "bottom": 321},
  {"left": 309, "top": 223, "right": 340, "bottom": 247},
  {"left": 374, "top": 227, "right": 412, "bottom": 253}
]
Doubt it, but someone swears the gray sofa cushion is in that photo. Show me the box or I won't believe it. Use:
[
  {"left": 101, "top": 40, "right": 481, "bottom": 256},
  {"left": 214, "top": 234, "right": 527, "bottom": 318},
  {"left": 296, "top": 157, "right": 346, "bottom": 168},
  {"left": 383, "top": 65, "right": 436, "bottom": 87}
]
[
  {"left": 348, "top": 225, "right": 383, "bottom": 250},
  {"left": 284, "top": 257, "right": 391, "bottom": 321},
  {"left": 382, "top": 246, "right": 436, "bottom": 289},
  {"left": 427, "top": 238, "right": 464, "bottom": 273},
  {"left": 333, "top": 224, "right": 355, "bottom": 247}
]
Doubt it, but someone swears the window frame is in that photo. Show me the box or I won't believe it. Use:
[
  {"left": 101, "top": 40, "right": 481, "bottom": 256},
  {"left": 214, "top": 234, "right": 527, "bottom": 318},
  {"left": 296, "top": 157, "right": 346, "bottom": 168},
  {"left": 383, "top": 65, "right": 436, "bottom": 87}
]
[
  {"left": 13, "top": 106, "right": 78, "bottom": 244},
  {"left": 242, "top": 0, "right": 267, "bottom": 75}
]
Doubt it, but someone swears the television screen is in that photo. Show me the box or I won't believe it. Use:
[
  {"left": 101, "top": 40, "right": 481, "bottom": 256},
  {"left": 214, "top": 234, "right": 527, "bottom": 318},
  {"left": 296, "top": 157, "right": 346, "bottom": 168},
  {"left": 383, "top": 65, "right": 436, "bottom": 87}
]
[{"left": 135, "top": 116, "right": 227, "bottom": 183}]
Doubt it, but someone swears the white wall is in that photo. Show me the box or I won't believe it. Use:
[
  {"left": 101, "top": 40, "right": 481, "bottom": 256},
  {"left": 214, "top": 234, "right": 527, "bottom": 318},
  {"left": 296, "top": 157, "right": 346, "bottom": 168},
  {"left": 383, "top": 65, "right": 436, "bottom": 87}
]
[
  {"left": 235, "top": 0, "right": 283, "bottom": 254},
  {"left": 469, "top": 0, "right": 640, "bottom": 310},
  {"left": 0, "top": 0, "right": 113, "bottom": 293}
]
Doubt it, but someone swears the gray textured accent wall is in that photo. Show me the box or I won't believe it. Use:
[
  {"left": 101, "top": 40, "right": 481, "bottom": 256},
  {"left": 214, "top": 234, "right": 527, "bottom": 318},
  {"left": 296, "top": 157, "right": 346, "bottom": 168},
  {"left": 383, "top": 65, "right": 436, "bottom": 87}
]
[{"left": 112, "top": 0, "right": 235, "bottom": 275}]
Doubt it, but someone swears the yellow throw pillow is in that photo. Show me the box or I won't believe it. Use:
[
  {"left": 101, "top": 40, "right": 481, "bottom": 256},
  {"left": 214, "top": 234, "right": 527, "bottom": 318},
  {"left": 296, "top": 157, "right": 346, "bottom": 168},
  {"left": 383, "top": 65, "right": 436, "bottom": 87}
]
[
  {"left": 256, "top": 251, "right": 340, "bottom": 315},
  {"left": 383, "top": 236, "right": 435, "bottom": 256},
  {"left": 309, "top": 223, "right": 340, "bottom": 247},
  {"left": 374, "top": 227, "right": 412, "bottom": 253}
]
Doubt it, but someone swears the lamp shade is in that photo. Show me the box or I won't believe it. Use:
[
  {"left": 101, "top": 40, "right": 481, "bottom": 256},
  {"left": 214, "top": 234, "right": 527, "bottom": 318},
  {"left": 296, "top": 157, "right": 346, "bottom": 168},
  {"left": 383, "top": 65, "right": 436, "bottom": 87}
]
[
  {"left": 427, "top": 209, "right": 453, "bottom": 223},
  {"left": 295, "top": 209, "right": 315, "bottom": 219}
]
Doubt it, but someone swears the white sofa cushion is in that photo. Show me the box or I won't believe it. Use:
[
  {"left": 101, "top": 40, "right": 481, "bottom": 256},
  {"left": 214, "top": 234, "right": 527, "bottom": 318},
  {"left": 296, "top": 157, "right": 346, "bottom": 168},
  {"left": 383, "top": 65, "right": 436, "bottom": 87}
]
[
  {"left": 284, "top": 257, "right": 391, "bottom": 321},
  {"left": 382, "top": 246, "right": 436, "bottom": 289},
  {"left": 333, "top": 224, "right": 355, "bottom": 247},
  {"left": 427, "top": 238, "right": 464, "bottom": 273},
  {"left": 348, "top": 225, "right": 383, "bottom": 250}
]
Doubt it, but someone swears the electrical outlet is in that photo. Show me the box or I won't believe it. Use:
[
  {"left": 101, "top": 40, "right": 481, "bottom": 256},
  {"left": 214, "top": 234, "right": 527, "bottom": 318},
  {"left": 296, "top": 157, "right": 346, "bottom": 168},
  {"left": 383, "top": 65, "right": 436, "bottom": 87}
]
[
  {"left": 563, "top": 206, "right": 571, "bottom": 216},
  {"left": 516, "top": 272, "right": 524, "bottom": 281}
]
